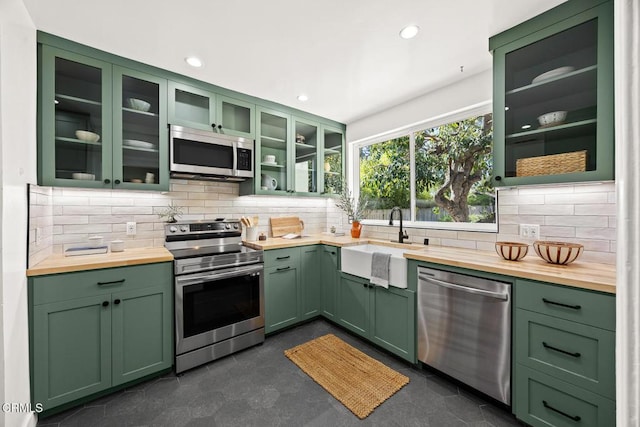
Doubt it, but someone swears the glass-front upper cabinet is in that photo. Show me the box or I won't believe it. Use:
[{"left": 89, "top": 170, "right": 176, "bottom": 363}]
[
  {"left": 321, "top": 126, "right": 344, "bottom": 195},
  {"left": 490, "top": 0, "right": 613, "bottom": 186},
  {"left": 39, "top": 47, "right": 112, "bottom": 187},
  {"left": 293, "top": 117, "right": 319, "bottom": 194},
  {"left": 254, "top": 107, "right": 291, "bottom": 194},
  {"left": 168, "top": 82, "right": 255, "bottom": 139},
  {"left": 113, "top": 67, "right": 168, "bottom": 189}
]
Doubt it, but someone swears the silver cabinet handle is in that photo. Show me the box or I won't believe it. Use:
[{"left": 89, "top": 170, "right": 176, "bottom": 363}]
[{"left": 418, "top": 274, "right": 509, "bottom": 300}]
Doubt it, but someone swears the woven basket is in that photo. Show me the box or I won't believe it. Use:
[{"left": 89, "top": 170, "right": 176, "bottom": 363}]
[{"left": 516, "top": 150, "right": 587, "bottom": 177}]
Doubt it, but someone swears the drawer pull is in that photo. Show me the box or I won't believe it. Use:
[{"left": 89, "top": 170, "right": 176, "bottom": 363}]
[
  {"left": 97, "top": 279, "right": 126, "bottom": 286},
  {"left": 542, "top": 400, "right": 581, "bottom": 422},
  {"left": 542, "top": 342, "right": 581, "bottom": 358},
  {"left": 542, "top": 298, "right": 581, "bottom": 310},
  {"left": 276, "top": 256, "right": 291, "bottom": 260},
  {"left": 276, "top": 266, "right": 291, "bottom": 271}
]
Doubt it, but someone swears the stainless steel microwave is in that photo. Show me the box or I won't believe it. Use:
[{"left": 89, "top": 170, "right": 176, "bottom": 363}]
[{"left": 169, "top": 125, "right": 254, "bottom": 181}]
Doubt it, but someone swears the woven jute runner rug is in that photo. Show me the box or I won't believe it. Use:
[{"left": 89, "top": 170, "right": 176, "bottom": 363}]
[{"left": 284, "top": 333, "right": 410, "bottom": 419}]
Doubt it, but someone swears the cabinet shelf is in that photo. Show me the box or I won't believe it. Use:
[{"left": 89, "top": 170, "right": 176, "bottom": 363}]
[
  {"left": 261, "top": 135, "right": 287, "bottom": 149},
  {"left": 296, "top": 152, "right": 317, "bottom": 161},
  {"left": 261, "top": 162, "right": 284, "bottom": 169},
  {"left": 123, "top": 145, "right": 159, "bottom": 153},
  {"left": 55, "top": 93, "right": 102, "bottom": 107},
  {"left": 506, "top": 118, "right": 596, "bottom": 140},
  {"left": 324, "top": 148, "right": 341, "bottom": 155},
  {"left": 122, "top": 107, "right": 158, "bottom": 118},
  {"left": 507, "top": 65, "right": 597, "bottom": 96},
  {"left": 55, "top": 136, "right": 102, "bottom": 146},
  {"left": 296, "top": 142, "right": 316, "bottom": 150}
]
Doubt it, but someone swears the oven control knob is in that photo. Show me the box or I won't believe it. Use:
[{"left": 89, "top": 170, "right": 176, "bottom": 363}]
[
  {"left": 169, "top": 226, "right": 178, "bottom": 233},
  {"left": 225, "top": 224, "right": 231, "bottom": 230},
  {"left": 233, "top": 224, "right": 239, "bottom": 229},
  {"left": 180, "top": 225, "right": 189, "bottom": 232}
]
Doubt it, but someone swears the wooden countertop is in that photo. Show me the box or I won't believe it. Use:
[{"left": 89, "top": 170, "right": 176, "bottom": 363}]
[
  {"left": 245, "top": 235, "right": 616, "bottom": 294},
  {"left": 27, "top": 247, "right": 174, "bottom": 277},
  {"left": 403, "top": 246, "right": 616, "bottom": 294}
]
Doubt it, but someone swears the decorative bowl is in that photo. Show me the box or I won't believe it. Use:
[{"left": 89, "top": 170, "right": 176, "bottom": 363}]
[
  {"left": 495, "top": 241, "right": 529, "bottom": 261},
  {"left": 71, "top": 172, "right": 95, "bottom": 180},
  {"left": 75, "top": 130, "right": 100, "bottom": 143},
  {"left": 537, "top": 111, "right": 567, "bottom": 127},
  {"left": 126, "top": 98, "right": 151, "bottom": 112},
  {"left": 533, "top": 241, "right": 584, "bottom": 265}
]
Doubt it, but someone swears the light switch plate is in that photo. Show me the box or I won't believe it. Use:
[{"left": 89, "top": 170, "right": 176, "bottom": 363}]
[{"left": 520, "top": 224, "right": 540, "bottom": 239}]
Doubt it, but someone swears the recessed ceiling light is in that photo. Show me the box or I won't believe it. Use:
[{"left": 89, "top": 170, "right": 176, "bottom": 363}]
[
  {"left": 399, "top": 25, "right": 420, "bottom": 39},
  {"left": 185, "top": 56, "right": 203, "bottom": 68},
  {"left": 297, "top": 94, "right": 309, "bottom": 102}
]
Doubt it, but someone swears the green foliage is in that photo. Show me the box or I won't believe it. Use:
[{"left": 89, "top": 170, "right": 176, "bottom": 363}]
[{"left": 335, "top": 180, "right": 369, "bottom": 221}]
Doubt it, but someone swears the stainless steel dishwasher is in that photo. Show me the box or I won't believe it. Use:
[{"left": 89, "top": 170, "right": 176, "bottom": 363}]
[{"left": 417, "top": 266, "right": 511, "bottom": 405}]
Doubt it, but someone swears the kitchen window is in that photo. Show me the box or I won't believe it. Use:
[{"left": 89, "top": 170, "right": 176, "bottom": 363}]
[{"left": 352, "top": 103, "right": 497, "bottom": 232}]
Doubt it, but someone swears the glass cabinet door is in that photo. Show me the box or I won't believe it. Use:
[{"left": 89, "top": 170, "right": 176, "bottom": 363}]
[
  {"left": 216, "top": 95, "right": 255, "bottom": 139},
  {"left": 293, "top": 117, "right": 319, "bottom": 194},
  {"left": 256, "top": 108, "right": 290, "bottom": 194},
  {"left": 40, "top": 47, "right": 112, "bottom": 187},
  {"left": 321, "top": 126, "right": 344, "bottom": 195},
  {"left": 113, "top": 67, "right": 168, "bottom": 190},
  {"left": 168, "top": 82, "right": 216, "bottom": 131},
  {"left": 492, "top": 1, "right": 613, "bottom": 185}
]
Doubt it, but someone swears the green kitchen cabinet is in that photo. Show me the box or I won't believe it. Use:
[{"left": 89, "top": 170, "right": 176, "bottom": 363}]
[
  {"left": 29, "top": 262, "right": 173, "bottom": 414},
  {"left": 300, "top": 245, "right": 322, "bottom": 320},
  {"left": 264, "top": 248, "right": 301, "bottom": 333},
  {"left": 38, "top": 45, "right": 169, "bottom": 190},
  {"left": 489, "top": 0, "right": 614, "bottom": 186},
  {"left": 293, "top": 116, "right": 320, "bottom": 194},
  {"left": 321, "top": 125, "right": 345, "bottom": 195},
  {"left": 320, "top": 245, "right": 340, "bottom": 319},
  {"left": 338, "top": 272, "right": 416, "bottom": 362},
  {"left": 512, "top": 278, "right": 615, "bottom": 425},
  {"left": 168, "top": 81, "right": 255, "bottom": 138}
]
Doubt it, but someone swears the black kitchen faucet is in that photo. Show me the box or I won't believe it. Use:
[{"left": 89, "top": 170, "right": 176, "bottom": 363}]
[{"left": 388, "top": 206, "right": 409, "bottom": 243}]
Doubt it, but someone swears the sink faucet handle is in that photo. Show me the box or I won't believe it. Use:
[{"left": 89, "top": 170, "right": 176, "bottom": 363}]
[{"left": 402, "top": 230, "right": 409, "bottom": 239}]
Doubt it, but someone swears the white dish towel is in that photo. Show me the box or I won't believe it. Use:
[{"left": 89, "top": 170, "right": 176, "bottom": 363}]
[{"left": 370, "top": 252, "right": 391, "bottom": 288}]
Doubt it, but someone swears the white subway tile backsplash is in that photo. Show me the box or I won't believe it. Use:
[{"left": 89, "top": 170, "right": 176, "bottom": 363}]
[
  {"left": 575, "top": 227, "right": 617, "bottom": 240},
  {"left": 518, "top": 204, "right": 574, "bottom": 216},
  {"left": 546, "top": 215, "right": 608, "bottom": 227},
  {"left": 574, "top": 204, "right": 616, "bottom": 215},
  {"left": 545, "top": 192, "right": 608, "bottom": 205},
  {"left": 498, "top": 194, "right": 545, "bottom": 205}
]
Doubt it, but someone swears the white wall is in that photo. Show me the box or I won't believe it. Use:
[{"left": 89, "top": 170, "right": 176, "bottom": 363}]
[
  {"left": 346, "top": 69, "right": 492, "bottom": 143},
  {"left": 0, "top": 0, "right": 38, "bottom": 426}
]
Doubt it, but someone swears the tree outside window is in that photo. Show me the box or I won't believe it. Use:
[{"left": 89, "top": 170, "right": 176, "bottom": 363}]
[{"left": 357, "top": 112, "right": 495, "bottom": 226}]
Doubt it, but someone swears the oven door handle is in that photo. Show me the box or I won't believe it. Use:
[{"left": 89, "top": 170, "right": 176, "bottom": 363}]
[
  {"left": 176, "top": 264, "right": 263, "bottom": 287},
  {"left": 176, "top": 259, "right": 264, "bottom": 275}
]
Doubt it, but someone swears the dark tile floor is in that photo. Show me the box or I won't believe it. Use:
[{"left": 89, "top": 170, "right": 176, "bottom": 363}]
[{"left": 38, "top": 319, "right": 522, "bottom": 427}]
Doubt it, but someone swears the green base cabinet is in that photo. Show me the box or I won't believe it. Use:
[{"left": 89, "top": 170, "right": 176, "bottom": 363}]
[
  {"left": 338, "top": 272, "right": 416, "bottom": 363},
  {"left": 300, "top": 245, "right": 321, "bottom": 320},
  {"left": 264, "top": 248, "right": 301, "bottom": 334},
  {"left": 512, "top": 278, "right": 615, "bottom": 425},
  {"left": 29, "top": 262, "right": 173, "bottom": 414},
  {"left": 320, "top": 245, "right": 340, "bottom": 319}
]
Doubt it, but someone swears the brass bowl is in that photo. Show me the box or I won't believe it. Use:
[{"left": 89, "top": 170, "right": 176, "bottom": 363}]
[
  {"left": 495, "top": 241, "right": 529, "bottom": 261},
  {"left": 533, "top": 241, "right": 584, "bottom": 265}
]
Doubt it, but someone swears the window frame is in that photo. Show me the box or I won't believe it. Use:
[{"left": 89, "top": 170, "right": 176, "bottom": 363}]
[{"left": 349, "top": 100, "right": 497, "bottom": 233}]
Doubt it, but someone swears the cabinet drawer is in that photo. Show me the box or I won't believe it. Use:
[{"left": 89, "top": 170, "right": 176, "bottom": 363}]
[
  {"left": 515, "top": 309, "right": 615, "bottom": 399},
  {"left": 264, "top": 248, "right": 300, "bottom": 267},
  {"left": 514, "top": 365, "right": 615, "bottom": 427},
  {"left": 31, "top": 262, "right": 172, "bottom": 305},
  {"left": 515, "top": 279, "right": 615, "bottom": 330}
]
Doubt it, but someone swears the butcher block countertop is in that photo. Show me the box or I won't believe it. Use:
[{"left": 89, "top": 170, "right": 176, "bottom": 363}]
[
  {"left": 27, "top": 247, "right": 174, "bottom": 277},
  {"left": 404, "top": 246, "right": 616, "bottom": 294},
  {"left": 245, "top": 235, "right": 616, "bottom": 294}
]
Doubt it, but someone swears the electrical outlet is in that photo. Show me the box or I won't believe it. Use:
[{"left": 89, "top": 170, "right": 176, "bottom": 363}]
[
  {"left": 520, "top": 224, "right": 540, "bottom": 239},
  {"left": 126, "top": 222, "right": 137, "bottom": 236}
]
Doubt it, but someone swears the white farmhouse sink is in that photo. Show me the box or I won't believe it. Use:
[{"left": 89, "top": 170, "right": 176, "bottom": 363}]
[{"left": 341, "top": 244, "right": 408, "bottom": 289}]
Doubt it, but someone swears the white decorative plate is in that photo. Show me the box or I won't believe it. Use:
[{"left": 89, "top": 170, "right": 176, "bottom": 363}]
[
  {"left": 123, "top": 139, "right": 154, "bottom": 149},
  {"left": 532, "top": 66, "right": 575, "bottom": 84}
]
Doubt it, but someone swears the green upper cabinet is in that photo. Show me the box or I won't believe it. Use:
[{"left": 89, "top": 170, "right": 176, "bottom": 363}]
[
  {"left": 490, "top": 0, "right": 613, "bottom": 186},
  {"left": 168, "top": 82, "right": 255, "bottom": 139},
  {"left": 38, "top": 45, "right": 169, "bottom": 190},
  {"left": 113, "top": 66, "right": 168, "bottom": 190},
  {"left": 321, "top": 125, "right": 344, "bottom": 195},
  {"left": 293, "top": 116, "right": 320, "bottom": 194}
]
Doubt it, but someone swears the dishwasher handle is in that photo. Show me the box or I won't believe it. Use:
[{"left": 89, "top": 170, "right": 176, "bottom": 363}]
[{"left": 418, "top": 274, "right": 509, "bottom": 301}]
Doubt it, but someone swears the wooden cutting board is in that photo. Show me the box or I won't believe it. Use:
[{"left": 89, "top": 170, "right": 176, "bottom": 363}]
[{"left": 270, "top": 216, "right": 304, "bottom": 237}]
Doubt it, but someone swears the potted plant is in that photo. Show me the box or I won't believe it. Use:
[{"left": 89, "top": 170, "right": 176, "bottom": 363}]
[
  {"left": 335, "top": 182, "right": 368, "bottom": 238},
  {"left": 157, "top": 202, "right": 184, "bottom": 223}
]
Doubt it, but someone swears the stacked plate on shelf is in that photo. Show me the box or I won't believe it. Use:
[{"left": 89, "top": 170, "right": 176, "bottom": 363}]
[
  {"left": 123, "top": 139, "right": 154, "bottom": 149},
  {"left": 531, "top": 66, "right": 575, "bottom": 84}
]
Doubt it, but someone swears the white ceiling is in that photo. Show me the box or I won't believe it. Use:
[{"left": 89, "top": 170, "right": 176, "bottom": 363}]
[{"left": 25, "top": 0, "right": 566, "bottom": 124}]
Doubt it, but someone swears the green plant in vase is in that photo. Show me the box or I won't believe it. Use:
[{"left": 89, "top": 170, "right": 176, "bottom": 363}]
[
  {"left": 157, "top": 202, "right": 184, "bottom": 223},
  {"left": 335, "top": 181, "right": 368, "bottom": 238}
]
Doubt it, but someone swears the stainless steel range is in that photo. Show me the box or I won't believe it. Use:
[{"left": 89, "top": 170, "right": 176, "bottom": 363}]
[{"left": 165, "top": 219, "right": 264, "bottom": 374}]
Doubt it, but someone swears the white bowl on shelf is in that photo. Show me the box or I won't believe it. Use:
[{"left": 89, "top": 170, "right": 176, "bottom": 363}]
[
  {"left": 532, "top": 66, "right": 575, "bottom": 84},
  {"left": 537, "top": 111, "right": 567, "bottom": 127},
  {"left": 126, "top": 98, "right": 151, "bottom": 112},
  {"left": 75, "top": 130, "right": 100, "bottom": 142},
  {"left": 72, "top": 173, "right": 95, "bottom": 180}
]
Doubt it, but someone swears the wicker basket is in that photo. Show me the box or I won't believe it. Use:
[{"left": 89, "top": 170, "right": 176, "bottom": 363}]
[{"left": 516, "top": 150, "right": 587, "bottom": 177}]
